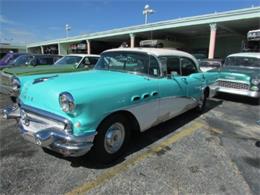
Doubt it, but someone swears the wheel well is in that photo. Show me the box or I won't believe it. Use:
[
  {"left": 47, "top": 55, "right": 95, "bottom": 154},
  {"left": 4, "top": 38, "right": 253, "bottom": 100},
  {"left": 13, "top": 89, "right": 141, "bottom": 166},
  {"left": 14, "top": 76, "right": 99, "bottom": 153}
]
[
  {"left": 204, "top": 87, "right": 210, "bottom": 98},
  {"left": 98, "top": 110, "right": 140, "bottom": 133}
]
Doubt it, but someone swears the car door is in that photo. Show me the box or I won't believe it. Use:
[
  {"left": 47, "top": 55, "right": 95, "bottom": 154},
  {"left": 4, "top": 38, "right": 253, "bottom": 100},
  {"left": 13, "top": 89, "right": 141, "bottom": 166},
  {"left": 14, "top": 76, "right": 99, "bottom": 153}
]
[
  {"left": 158, "top": 56, "right": 192, "bottom": 123},
  {"left": 119, "top": 54, "right": 160, "bottom": 131},
  {"left": 180, "top": 57, "right": 204, "bottom": 101}
]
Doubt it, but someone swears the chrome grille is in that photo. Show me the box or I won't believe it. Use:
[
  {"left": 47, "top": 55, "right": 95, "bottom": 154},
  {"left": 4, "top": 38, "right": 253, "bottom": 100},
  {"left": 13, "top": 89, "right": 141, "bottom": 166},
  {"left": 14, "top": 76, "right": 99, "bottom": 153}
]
[
  {"left": 0, "top": 73, "right": 12, "bottom": 86},
  {"left": 217, "top": 80, "right": 249, "bottom": 90},
  {"left": 20, "top": 109, "right": 66, "bottom": 133}
]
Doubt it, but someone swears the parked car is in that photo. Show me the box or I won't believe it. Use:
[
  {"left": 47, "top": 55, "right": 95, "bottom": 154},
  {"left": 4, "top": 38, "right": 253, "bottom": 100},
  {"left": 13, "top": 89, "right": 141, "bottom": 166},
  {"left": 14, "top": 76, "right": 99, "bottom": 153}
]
[
  {"left": 199, "top": 58, "right": 223, "bottom": 72},
  {"left": 0, "top": 52, "right": 27, "bottom": 68},
  {"left": 0, "top": 54, "right": 100, "bottom": 98},
  {"left": 7, "top": 54, "right": 61, "bottom": 67},
  {"left": 15, "top": 48, "right": 218, "bottom": 163},
  {"left": 210, "top": 52, "right": 260, "bottom": 99}
]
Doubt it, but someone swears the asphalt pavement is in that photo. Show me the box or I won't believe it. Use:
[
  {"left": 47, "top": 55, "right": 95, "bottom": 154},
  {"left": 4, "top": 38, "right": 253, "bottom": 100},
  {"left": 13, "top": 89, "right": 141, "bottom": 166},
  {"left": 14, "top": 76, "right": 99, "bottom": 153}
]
[{"left": 0, "top": 94, "right": 259, "bottom": 194}]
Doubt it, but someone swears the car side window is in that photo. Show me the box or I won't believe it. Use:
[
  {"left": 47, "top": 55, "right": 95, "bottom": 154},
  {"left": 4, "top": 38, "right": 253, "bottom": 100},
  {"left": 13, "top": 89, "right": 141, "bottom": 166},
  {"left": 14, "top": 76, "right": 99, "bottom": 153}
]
[
  {"left": 180, "top": 58, "right": 198, "bottom": 76},
  {"left": 88, "top": 57, "right": 99, "bottom": 67},
  {"left": 37, "top": 57, "right": 54, "bottom": 65},
  {"left": 158, "top": 56, "right": 181, "bottom": 76},
  {"left": 166, "top": 57, "right": 181, "bottom": 75},
  {"left": 148, "top": 56, "right": 160, "bottom": 77}
]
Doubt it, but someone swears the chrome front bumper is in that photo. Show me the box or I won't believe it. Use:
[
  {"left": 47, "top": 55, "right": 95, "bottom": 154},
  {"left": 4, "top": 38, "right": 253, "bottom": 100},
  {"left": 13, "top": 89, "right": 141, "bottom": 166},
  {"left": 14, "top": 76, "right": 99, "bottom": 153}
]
[
  {"left": 19, "top": 126, "right": 96, "bottom": 157},
  {"left": 210, "top": 85, "right": 260, "bottom": 98},
  {"left": 19, "top": 105, "right": 96, "bottom": 157},
  {"left": 1, "top": 105, "right": 20, "bottom": 119}
]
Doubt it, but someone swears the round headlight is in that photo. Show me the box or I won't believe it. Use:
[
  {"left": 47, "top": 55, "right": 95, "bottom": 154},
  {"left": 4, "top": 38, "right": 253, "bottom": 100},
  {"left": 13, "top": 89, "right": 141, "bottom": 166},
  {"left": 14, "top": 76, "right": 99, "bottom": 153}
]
[
  {"left": 11, "top": 77, "right": 21, "bottom": 92},
  {"left": 59, "top": 92, "right": 75, "bottom": 113},
  {"left": 251, "top": 79, "right": 260, "bottom": 85}
]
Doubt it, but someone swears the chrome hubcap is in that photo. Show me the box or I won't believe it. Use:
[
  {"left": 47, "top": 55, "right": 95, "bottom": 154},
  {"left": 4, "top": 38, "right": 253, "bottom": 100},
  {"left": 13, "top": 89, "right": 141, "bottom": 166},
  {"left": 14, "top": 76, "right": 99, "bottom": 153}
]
[{"left": 104, "top": 122, "right": 125, "bottom": 154}]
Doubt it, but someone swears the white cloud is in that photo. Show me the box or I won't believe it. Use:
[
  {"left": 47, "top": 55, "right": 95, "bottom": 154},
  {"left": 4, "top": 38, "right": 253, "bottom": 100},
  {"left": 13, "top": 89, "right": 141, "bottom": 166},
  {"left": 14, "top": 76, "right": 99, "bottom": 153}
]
[
  {"left": 1, "top": 28, "right": 39, "bottom": 44},
  {"left": 0, "top": 15, "right": 15, "bottom": 25}
]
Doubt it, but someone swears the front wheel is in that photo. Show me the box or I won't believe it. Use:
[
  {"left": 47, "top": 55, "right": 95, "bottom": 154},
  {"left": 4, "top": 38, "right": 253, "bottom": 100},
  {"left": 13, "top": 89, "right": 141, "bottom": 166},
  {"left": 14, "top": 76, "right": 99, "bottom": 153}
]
[{"left": 89, "top": 114, "right": 131, "bottom": 163}]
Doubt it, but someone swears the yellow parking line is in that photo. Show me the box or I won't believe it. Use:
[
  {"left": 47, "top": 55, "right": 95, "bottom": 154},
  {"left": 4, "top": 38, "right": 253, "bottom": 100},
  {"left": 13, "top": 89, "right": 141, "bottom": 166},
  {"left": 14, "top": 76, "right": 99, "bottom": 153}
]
[{"left": 66, "top": 121, "right": 204, "bottom": 195}]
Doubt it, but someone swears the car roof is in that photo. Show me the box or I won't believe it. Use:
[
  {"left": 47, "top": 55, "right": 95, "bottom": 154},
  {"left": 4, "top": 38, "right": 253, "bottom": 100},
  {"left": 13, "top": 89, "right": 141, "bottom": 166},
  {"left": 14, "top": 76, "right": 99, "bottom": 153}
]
[
  {"left": 66, "top": 54, "right": 100, "bottom": 57},
  {"left": 103, "top": 47, "right": 197, "bottom": 61},
  {"left": 228, "top": 52, "right": 260, "bottom": 59}
]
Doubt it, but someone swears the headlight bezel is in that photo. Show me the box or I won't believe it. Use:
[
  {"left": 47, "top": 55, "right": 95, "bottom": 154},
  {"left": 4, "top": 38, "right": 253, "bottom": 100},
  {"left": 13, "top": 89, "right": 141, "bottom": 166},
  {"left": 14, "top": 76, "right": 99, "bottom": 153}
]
[{"left": 59, "top": 92, "right": 75, "bottom": 113}]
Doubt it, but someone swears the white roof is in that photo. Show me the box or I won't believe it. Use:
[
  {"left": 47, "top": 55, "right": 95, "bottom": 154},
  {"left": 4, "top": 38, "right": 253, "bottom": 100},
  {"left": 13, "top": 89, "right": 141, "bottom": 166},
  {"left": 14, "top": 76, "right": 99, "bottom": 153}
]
[
  {"left": 228, "top": 52, "right": 260, "bottom": 59},
  {"left": 67, "top": 54, "right": 100, "bottom": 57},
  {"left": 103, "top": 47, "right": 197, "bottom": 61}
]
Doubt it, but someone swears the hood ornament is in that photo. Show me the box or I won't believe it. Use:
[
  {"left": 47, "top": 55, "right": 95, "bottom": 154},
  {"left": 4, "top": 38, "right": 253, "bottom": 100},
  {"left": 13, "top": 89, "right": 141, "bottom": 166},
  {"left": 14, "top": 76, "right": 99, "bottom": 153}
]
[{"left": 33, "top": 75, "right": 58, "bottom": 84}]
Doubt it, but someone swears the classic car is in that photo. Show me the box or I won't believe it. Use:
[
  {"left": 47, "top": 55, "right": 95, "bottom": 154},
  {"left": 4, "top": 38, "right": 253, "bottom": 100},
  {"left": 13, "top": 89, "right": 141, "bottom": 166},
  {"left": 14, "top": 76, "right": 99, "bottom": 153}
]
[
  {"left": 0, "top": 52, "right": 27, "bottom": 68},
  {"left": 6, "top": 54, "right": 61, "bottom": 67},
  {"left": 199, "top": 58, "right": 223, "bottom": 72},
  {"left": 0, "top": 54, "right": 100, "bottom": 98},
  {"left": 210, "top": 52, "right": 260, "bottom": 99},
  {"left": 16, "top": 48, "right": 217, "bottom": 163}
]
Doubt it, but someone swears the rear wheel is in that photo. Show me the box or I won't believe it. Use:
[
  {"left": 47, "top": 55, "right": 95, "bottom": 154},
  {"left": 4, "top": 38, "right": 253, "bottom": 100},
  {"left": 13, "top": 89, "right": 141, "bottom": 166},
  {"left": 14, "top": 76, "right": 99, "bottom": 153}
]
[{"left": 89, "top": 114, "right": 131, "bottom": 163}]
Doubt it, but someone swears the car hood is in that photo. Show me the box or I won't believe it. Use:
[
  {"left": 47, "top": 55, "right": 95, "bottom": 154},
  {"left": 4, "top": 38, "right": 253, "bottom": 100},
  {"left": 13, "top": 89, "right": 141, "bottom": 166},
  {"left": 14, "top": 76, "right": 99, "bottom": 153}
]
[
  {"left": 20, "top": 70, "right": 150, "bottom": 115},
  {"left": 2, "top": 64, "right": 76, "bottom": 76},
  {"left": 219, "top": 66, "right": 260, "bottom": 81}
]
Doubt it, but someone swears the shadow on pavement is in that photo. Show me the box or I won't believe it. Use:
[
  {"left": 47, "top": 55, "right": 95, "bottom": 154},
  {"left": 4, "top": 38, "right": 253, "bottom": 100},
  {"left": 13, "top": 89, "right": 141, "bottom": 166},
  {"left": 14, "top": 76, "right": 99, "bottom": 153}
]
[
  {"left": 43, "top": 98, "right": 223, "bottom": 169},
  {"left": 215, "top": 93, "right": 260, "bottom": 105}
]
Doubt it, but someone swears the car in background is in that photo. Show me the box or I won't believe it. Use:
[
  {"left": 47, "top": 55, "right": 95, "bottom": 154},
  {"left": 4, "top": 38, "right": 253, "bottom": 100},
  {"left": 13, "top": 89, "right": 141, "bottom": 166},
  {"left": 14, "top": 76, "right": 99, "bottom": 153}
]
[
  {"left": 6, "top": 54, "right": 61, "bottom": 67},
  {"left": 199, "top": 58, "right": 223, "bottom": 72},
  {"left": 210, "top": 52, "right": 260, "bottom": 99},
  {"left": 0, "top": 52, "right": 27, "bottom": 68},
  {"left": 15, "top": 48, "right": 218, "bottom": 163},
  {"left": 0, "top": 54, "right": 100, "bottom": 99}
]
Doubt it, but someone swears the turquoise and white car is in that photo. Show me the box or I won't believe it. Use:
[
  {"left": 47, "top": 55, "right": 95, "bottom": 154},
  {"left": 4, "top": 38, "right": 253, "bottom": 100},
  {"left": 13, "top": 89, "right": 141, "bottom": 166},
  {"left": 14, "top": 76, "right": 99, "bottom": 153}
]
[
  {"left": 17, "top": 48, "right": 217, "bottom": 162},
  {"left": 210, "top": 52, "right": 260, "bottom": 99}
]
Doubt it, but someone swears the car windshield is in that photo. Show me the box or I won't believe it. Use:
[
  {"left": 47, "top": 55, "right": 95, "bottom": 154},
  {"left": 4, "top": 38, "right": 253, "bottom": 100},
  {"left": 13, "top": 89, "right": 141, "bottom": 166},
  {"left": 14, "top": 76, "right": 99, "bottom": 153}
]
[
  {"left": 0, "top": 53, "right": 21, "bottom": 64},
  {"left": 95, "top": 51, "right": 150, "bottom": 74},
  {"left": 54, "top": 56, "right": 82, "bottom": 65},
  {"left": 10, "top": 55, "right": 33, "bottom": 65},
  {"left": 224, "top": 56, "right": 260, "bottom": 67}
]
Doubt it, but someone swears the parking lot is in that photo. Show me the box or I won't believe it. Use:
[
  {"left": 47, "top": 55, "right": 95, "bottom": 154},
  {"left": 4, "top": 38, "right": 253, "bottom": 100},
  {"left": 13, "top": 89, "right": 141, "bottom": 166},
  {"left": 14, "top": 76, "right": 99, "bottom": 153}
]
[{"left": 0, "top": 94, "right": 259, "bottom": 194}]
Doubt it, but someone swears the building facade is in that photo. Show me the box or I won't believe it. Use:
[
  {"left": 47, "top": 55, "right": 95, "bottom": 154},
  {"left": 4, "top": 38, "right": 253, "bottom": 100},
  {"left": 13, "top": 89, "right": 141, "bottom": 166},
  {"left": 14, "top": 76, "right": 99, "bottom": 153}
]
[{"left": 27, "top": 7, "right": 260, "bottom": 59}]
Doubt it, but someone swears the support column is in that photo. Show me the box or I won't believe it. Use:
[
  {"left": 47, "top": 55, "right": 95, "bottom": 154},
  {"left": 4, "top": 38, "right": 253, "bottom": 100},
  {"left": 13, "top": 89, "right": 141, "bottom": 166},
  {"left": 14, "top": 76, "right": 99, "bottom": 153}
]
[
  {"left": 58, "top": 43, "right": 62, "bottom": 55},
  {"left": 87, "top": 40, "right": 91, "bottom": 54},
  {"left": 208, "top": 23, "right": 217, "bottom": 59},
  {"left": 130, "top": 33, "right": 135, "bottom": 48},
  {"left": 40, "top": 46, "right": 44, "bottom": 54}
]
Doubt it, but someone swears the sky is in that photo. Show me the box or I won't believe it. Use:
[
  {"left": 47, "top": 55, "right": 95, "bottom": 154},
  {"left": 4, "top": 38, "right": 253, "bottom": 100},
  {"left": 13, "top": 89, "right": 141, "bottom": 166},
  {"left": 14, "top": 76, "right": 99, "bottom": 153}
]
[{"left": 0, "top": 0, "right": 259, "bottom": 44}]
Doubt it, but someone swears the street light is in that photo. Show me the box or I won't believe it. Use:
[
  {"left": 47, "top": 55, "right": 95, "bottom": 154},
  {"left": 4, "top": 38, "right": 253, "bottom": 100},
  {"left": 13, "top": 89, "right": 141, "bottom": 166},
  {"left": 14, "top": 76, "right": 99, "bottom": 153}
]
[
  {"left": 143, "top": 4, "right": 154, "bottom": 24},
  {"left": 65, "top": 24, "right": 71, "bottom": 38}
]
